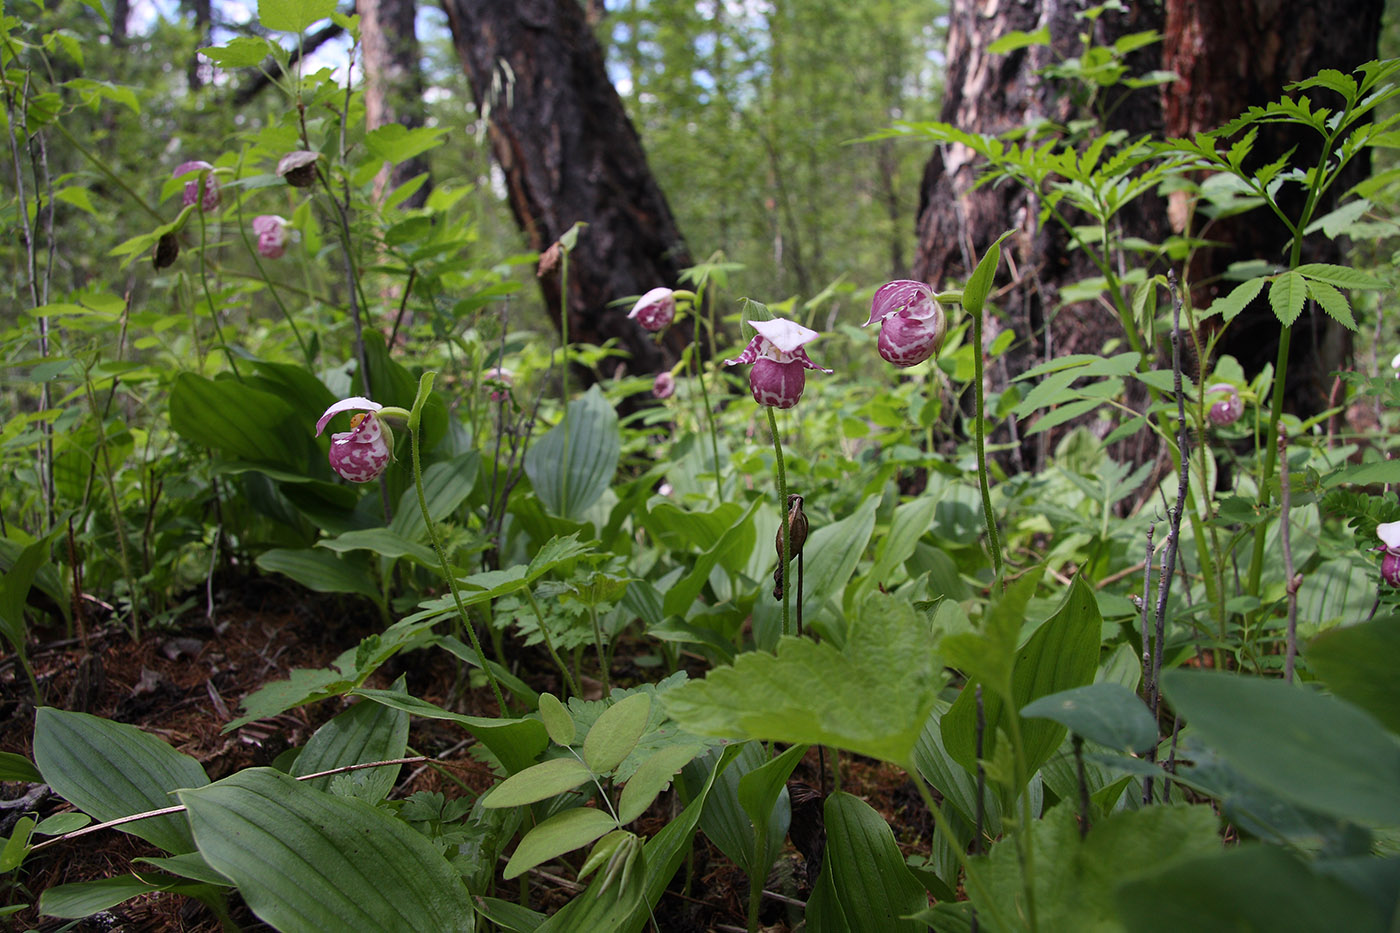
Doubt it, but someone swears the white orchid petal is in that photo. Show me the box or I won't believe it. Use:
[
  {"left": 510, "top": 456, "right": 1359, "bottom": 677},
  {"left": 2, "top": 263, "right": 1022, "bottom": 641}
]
[
  {"left": 1379, "top": 521, "right": 1400, "bottom": 551},
  {"left": 316, "top": 396, "right": 382, "bottom": 436},
  {"left": 750, "top": 317, "right": 820, "bottom": 354}
]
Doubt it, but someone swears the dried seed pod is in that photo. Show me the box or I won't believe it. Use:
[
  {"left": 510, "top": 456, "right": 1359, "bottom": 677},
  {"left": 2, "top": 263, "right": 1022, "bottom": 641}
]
[{"left": 773, "top": 494, "right": 809, "bottom": 598}]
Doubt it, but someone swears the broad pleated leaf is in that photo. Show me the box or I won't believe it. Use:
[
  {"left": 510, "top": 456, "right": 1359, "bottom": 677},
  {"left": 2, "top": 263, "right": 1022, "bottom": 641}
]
[
  {"left": 1162, "top": 670, "right": 1400, "bottom": 826},
  {"left": 525, "top": 386, "right": 620, "bottom": 520},
  {"left": 255, "top": 547, "right": 380, "bottom": 599},
  {"left": 179, "top": 768, "right": 472, "bottom": 932},
  {"left": 291, "top": 684, "right": 409, "bottom": 801},
  {"left": 1020, "top": 683, "right": 1158, "bottom": 754},
  {"left": 817, "top": 792, "right": 926, "bottom": 933},
  {"left": 1308, "top": 614, "right": 1400, "bottom": 734},
  {"left": 352, "top": 689, "right": 548, "bottom": 775},
  {"left": 34, "top": 708, "right": 208, "bottom": 854}
]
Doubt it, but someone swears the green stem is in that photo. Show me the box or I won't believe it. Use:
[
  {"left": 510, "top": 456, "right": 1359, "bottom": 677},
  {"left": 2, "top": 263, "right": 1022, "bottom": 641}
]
[
  {"left": 559, "top": 246, "right": 572, "bottom": 512},
  {"left": 524, "top": 589, "right": 581, "bottom": 699},
  {"left": 1004, "top": 703, "right": 1038, "bottom": 932},
  {"left": 589, "top": 603, "right": 611, "bottom": 693},
  {"left": 693, "top": 289, "right": 724, "bottom": 501},
  {"left": 409, "top": 384, "right": 506, "bottom": 716},
  {"left": 766, "top": 406, "right": 791, "bottom": 637},
  {"left": 195, "top": 205, "right": 242, "bottom": 379},
  {"left": 969, "top": 310, "right": 1003, "bottom": 590}
]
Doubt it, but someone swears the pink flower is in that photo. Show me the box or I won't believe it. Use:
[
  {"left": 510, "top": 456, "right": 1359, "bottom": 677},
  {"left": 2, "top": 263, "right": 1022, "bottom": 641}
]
[
  {"left": 252, "top": 215, "right": 290, "bottom": 259},
  {"left": 653, "top": 372, "right": 676, "bottom": 399},
  {"left": 1206, "top": 383, "right": 1243, "bottom": 426},
  {"left": 724, "top": 318, "right": 831, "bottom": 409},
  {"left": 173, "top": 161, "right": 220, "bottom": 212},
  {"left": 316, "top": 398, "right": 393, "bottom": 483},
  {"left": 1379, "top": 522, "right": 1400, "bottom": 587},
  {"left": 484, "top": 367, "right": 514, "bottom": 402},
  {"left": 864, "top": 280, "right": 946, "bottom": 368},
  {"left": 628, "top": 287, "right": 676, "bottom": 332}
]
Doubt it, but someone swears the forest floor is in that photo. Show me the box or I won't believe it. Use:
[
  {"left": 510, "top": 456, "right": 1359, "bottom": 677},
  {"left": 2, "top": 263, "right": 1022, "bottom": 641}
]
[{"left": 0, "top": 573, "right": 928, "bottom": 932}]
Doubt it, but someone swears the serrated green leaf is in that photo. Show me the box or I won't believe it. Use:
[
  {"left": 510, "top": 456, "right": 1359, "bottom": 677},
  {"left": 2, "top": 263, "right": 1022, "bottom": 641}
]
[
  {"left": 180, "top": 768, "right": 472, "bottom": 932},
  {"left": 1268, "top": 271, "right": 1307, "bottom": 326},
  {"left": 504, "top": 806, "right": 618, "bottom": 880},
  {"left": 1294, "top": 262, "right": 1388, "bottom": 289},
  {"left": 199, "top": 36, "right": 274, "bottom": 67},
  {"left": 663, "top": 592, "right": 942, "bottom": 763},
  {"left": 1305, "top": 280, "right": 1357, "bottom": 330},
  {"left": 583, "top": 694, "right": 651, "bottom": 774},
  {"left": 484, "top": 758, "right": 593, "bottom": 808},
  {"left": 258, "top": 0, "right": 336, "bottom": 32},
  {"left": 1204, "top": 277, "right": 1266, "bottom": 322},
  {"left": 365, "top": 124, "right": 448, "bottom": 164}
]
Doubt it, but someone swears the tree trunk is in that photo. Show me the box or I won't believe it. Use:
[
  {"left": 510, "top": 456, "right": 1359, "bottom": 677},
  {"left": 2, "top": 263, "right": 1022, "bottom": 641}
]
[
  {"left": 914, "top": 0, "right": 1381, "bottom": 427},
  {"left": 1162, "top": 0, "right": 1382, "bottom": 413},
  {"left": 440, "top": 0, "right": 695, "bottom": 379},
  {"left": 359, "top": 0, "right": 432, "bottom": 208}
]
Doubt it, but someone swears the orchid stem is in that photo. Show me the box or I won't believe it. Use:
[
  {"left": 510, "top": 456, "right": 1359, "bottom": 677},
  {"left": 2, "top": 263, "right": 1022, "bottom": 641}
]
[{"left": 766, "top": 405, "right": 791, "bottom": 638}]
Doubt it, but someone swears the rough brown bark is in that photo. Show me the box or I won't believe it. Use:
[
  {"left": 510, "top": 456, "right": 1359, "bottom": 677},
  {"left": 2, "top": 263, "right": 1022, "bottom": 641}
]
[
  {"left": 913, "top": 0, "right": 1381, "bottom": 423},
  {"left": 1162, "top": 0, "right": 1382, "bottom": 413},
  {"left": 359, "top": 0, "right": 431, "bottom": 208},
  {"left": 440, "top": 0, "right": 695, "bottom": 379}
]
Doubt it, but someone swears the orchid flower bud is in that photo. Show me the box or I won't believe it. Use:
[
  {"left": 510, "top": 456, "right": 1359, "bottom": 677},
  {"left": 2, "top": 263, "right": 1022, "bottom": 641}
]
[
  {"left": 1206, "top": 382, "right": 1243, "bottom": 426},
  {"left": 277, "top": 150, "right": 321, "bottom": 188},
  {"left": 173, "top": 161, "right": 220, "bottom": 212},
  {"left": 864, "top": 280, "right": 946, "bottom": 368},
  {"left": 628, "top": 287, "right": 677, "bottom": 332},
  {"left": 652, "top": 371, "right": 676, "bottom": 399},
  {"left": 316, "top": 398, "right": 393, "bottom": 483},
  {"left": 724, "top": 318, "right": 831, "bottom": 409},
  {"left": 252, "top": 215, "right": 291, "bottom": 259}
]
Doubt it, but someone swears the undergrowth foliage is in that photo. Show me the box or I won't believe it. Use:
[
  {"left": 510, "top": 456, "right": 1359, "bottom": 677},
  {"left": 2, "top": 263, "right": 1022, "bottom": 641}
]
[{"left": 4, "top": 1, "right": 1400, "bottom": 931}]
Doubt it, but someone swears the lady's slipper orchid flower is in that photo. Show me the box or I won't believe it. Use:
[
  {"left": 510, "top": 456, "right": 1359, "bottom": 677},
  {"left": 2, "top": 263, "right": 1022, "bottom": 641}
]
[
  {"left": 277, "top": 150, "right": 321, "bottom": 188},
  {"left": 316, "top": 398, "right": 395, "bottom": 483},
  {"left": 628, "top": 287, "right": 676, "bottom": 332},
  {"left": 864, "top": 279, "right": 947, "bottom": 367},
  {"left": 652, "top": 371, "right": 676, "bottom": 399},
  {"left": 483, "top": 367, "right": 514, "bottom": 402},
  {"left": 1206, "top": 382, "right": 1243, "bottom": 426},
  {"left": 173, "top": 161, "right": 220, "bottom": 212},
  {"left": 725, "top": 318, "right": 831, "bottom": 409},
  {"left": 252, "top": 215, "right": 291, "bottom": 259},
  {"left": 1378, "top": 522, "right": 1400, "bottom": 587}
]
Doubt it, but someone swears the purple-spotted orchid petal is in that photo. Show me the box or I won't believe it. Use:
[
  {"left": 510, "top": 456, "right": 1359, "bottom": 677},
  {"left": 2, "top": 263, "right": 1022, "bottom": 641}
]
[
  {"left": 316, "top": 398, "right": 395, "bottom": 484},
  {"left": 864, "top": 279, "right": 947, "bottom": 368},
  {"left": 173, "top": 161, "right": 220, "bottom": 212},
  {"left": 1206, "top": 382, "right": 1243, "bottom": 426},
  {"left": 1378, "top": 522, "right": 1400, "bottom": 587},
  {"left": 253, "top": 215, "right": 291, "bottom": 259},
  {"left": 724, "top": 317, "right": 831, "bottom": 409},
  {"left": 628, "top": 287, "right": 677, "bottom": 332}
]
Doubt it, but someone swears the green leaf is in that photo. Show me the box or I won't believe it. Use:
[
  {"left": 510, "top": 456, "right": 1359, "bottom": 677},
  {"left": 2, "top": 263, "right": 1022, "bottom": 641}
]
[
  {"left": 33, "top": 812, "right": 91, "bottom": 836},
  {"left": 291, "top": 683, "right": 409, "bottom": 801},
  {"left": 661, "top": 499, "right": 761, "bottom": 618},
  {"left": 34, "top": 708, "right": 209, "bottom": 854},
  {"left": 853, "top": 493, "right": 940, "bottom": 605},
  {"left": 255, "top": 548, "right": 381, "bottom": 600},
  {"left": 258, "top": 0, "right": 337, "bottom": 32},
  {"left": 540, "top": 693, "right": 576, "bottom": 747},
  {"left": 1268, "top": 271, "right": 1307, "bottom": 327},
  {"left": 317, "top": 528, "right": 436, "bottom": 567},
  {"left": 1308, "top": 616, "right": 1400, "bottom": 734},
  {"left": 39, "top": 875, "right": 177, "bottom": 919},
  {"left": 1162, "top": 670, "right": 1400, "bottom": 825},
  {"left": 170, "top": 373, "right": 317, "bottom": 472},
  {"left": 1306, "top": 279, "right": 1356, "bottom": 330},
  {"left": 1020, "top": 683, "right": 1158, "bottom": 754},
  {"left": 198, "top": 36, "right": 274, "bottom": 67},
  {"left": 617, "top": 744, "right": 704, "bottom": 825},
  {"left": 800, "top": 494, "right": 880, "bottom": 629},
  {"left": 0, "top": 530, "right": 57, "bottom": 690},
  {"left": 819, "top": 793, "right": 926, "bottom": 933},
  {"left": 1115, "top": 844, "right": 1386, "bottom": 933},
  {"left": 390, "top": 452, "right": 478, "bottom": 540},
  {"left": 683, "top": 743, "right": 786, "bottom": 875},
  {"left": 365, "top": 124, "right": 449, "bottom": 164},
  {"left": 1294, "top": 262, "right": 1388, "bottom": 289},
  {"left": 736, "top": 742, "right": 808, "bottom": 876},
  {"left": 664, "top": 592, "right": 942, "bottom": 764},
  {"left": 1204, "top": 277, "right": 1266, "bottom": 322},
  {"left": 524, "top": 387, "right": 621, "bottom": 520},
  {"left": 179, "top": 768, "right": 473, "bottom": 932},
  {"left": 962, "top": 230, "right": 1016, "bottom": 318},
  {"left": 504, "top": 807, "right": 618, "bottom": 880},
  {"left": 583, "top": 693, "right": 652, "bottom": 774},
  {"left": 987, "top": 27, "right": 1051, "bottom": 54},
  {"left": 943, "top": 575, "right": 1103, "bottom": 787},
  {"left": 483, "top": 758, "right": 593, "bottom": 808},
  {"left": 1, "top": 816, "right": 32, "bottom": 872},
  {"left": 351, "top": 689, "right": 548, "bottom": 775}
]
